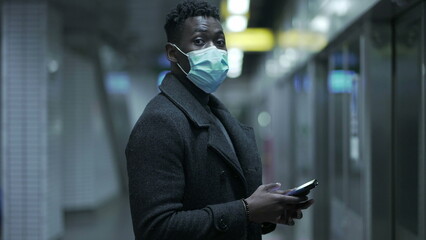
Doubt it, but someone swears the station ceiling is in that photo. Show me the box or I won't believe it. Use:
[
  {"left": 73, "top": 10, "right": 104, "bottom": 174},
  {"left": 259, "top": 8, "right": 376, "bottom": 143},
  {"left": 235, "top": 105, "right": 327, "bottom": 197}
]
[{"left": 53, "top": 0, "right": 286, "bottom": 77}]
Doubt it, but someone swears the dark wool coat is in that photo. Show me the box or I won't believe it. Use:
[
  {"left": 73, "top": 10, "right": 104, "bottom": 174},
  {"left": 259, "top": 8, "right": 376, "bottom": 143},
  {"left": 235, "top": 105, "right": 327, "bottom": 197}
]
[{"left": 125, "top": 73, "right": 275, "bottom": 240}]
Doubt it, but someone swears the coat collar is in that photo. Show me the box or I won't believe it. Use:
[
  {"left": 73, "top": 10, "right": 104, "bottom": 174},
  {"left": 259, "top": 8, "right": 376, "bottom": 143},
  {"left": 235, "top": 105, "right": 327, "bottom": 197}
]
[
  {"left": 159, "top": 73, "right": 211, "bottom": 128},
  {"left": 159, "top": 73, "right": 239, "bottom": 130},
  {"left": 159, "top": 73, "right": 248, "bottom": 191}
]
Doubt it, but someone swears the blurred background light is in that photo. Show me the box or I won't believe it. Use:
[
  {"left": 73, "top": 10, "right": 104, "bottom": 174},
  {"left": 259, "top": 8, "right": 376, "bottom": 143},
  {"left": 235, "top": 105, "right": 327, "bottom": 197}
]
[
  {"left": 327, "top": 0, "right": 351, "bottom": 16},
  {"left": 279, "top": 48, "right": 298, "bottom": 68},
  {"left": 227, "top": 0, "right": 250, "bottom": 15},
  {"left": 310, "top": 15, "right": 330, "bottom": 33},
  {"left": 279, "top": 54, "right": 293, "bottom": 69},
  {"left": 278, "top": 30, "right": 328, "bottom": 51},
  {"left": 258, "top": 111, "right": 271, "bottom": 127},
  {"left": 226, "top": 28, "right": 274, "bottom": 51},
  {"left": 227, "top": 48, "right": 244, "bottom": 78},
  {"left": 106, "top": 72, "right": 131, "bottom": 94},
  {"left": 328, "top": 70, "right": 356, "bottom": 93},
  {"left": 48, "top": 59, "right": 59, "bottom": 73},
  {"left": 265, "top": 59, "right": 281, "bottom": 78},
  {"left": 157, "top": 54, "right": 171, "bottom": 68},
  {"left": 157, "top": 70, "right": 169, "bottom": 87},
  {"left": 226, "top": 15, "right": 248, "bottom": 32}
]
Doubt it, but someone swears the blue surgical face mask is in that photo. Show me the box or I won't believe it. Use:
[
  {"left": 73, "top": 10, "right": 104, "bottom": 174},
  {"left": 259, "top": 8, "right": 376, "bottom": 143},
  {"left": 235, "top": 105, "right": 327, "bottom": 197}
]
[{"left": 169, "top": 43, "right": 229, "bottom": 93}]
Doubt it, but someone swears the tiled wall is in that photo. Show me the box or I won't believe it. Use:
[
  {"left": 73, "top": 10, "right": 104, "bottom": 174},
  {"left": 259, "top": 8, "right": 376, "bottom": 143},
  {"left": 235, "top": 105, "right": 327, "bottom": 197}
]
[
  {"left": 1, "top": 1, "right": 62, "bottom": 239},
  {"left": 1, "top": 1, "right": 120, "bottom": 239}
]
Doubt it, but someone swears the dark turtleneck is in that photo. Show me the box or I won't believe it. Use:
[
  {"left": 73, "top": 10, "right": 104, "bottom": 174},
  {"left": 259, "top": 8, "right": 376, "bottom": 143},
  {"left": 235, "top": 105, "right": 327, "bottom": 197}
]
[
  {"left": 173, "top": 73, "right": 237, "bottom": 158},
  {"left": 174, "top": 73, "right": 210, "bottom": 109}
]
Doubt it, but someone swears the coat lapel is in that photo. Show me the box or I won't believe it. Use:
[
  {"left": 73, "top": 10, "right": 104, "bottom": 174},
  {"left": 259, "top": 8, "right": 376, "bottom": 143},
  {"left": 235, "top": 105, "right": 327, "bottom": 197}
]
[
  {"left": 159, "top": 73, "right": 210, "bottom": 128},
  {"left": 209, "top": 95, "right": 260, "bottom": 180},
  {"left": 207, "top": 121, "right": 246, "bottom": 186},
  {"left": 159, "top": 73, "right": 247, "bottom": 186}
]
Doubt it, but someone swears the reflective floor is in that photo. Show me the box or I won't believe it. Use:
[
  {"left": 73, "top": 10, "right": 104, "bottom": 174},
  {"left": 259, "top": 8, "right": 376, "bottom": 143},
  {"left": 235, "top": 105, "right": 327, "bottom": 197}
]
[
  {"left": 60, "top": 193, "right": 294, "bottom": 240},
  {"left": 62, "top": 194, "right": 134, "bottom": 240}
]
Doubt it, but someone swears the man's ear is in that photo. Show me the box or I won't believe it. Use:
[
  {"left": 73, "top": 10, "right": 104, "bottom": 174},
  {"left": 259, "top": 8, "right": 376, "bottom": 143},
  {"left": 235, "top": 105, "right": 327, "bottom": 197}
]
[{"left": 166, "top": 44, "right": 178, "bottom": 63}]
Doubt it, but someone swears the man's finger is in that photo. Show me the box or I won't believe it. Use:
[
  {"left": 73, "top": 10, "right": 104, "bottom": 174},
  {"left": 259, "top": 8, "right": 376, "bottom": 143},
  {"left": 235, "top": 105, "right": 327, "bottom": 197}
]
[
  {"left": 276, "top": 213, "right": 294, "bottom": 225},
  {"left": 284, "top": 216, "right": 295, "bottom": 226},
  {"left": 282, "top": 188, "right": 295, "bottom": 195},
  {"left": 264, "top": 182, "right": 282, "bottom": 192},
  {"left": 294, "top": 199, "right": 315, "bottom": 209},
  {"left": 277, "top": 194, "right": 308, "bottom": 204},
  {"left": 273, "top": 189, "right": 287, "bottom": 194},
  {"left": 291, "top": 210, "right": 303, "bottom": 219}
]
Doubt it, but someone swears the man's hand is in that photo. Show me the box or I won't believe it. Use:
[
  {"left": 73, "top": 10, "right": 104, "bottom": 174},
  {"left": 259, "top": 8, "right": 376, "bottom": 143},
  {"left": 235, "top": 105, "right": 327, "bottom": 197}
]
[
  {"left": 276, "top": 199, "right": 314, "bottom": 225},
  {"left": 244, "top": 183, "right": 313, "bottom": 224}
]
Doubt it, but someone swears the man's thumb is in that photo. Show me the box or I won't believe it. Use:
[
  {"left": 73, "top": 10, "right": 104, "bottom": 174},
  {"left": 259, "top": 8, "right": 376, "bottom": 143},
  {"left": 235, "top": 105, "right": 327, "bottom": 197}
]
[{"left": 264, "top": 182, "right": 281, "bottom": 192}]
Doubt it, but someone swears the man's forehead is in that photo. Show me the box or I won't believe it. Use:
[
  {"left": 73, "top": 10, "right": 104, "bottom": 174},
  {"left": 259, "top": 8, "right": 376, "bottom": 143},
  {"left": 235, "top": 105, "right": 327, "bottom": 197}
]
[{"left": 183, "top": 16, "right": 223, "bottom": 33}]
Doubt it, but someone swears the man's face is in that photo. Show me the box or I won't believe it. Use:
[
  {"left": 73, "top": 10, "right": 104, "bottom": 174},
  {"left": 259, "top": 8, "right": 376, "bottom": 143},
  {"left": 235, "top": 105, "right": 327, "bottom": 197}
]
[{"left": 173, "top": 16, "right": 227, "bottom": 73}]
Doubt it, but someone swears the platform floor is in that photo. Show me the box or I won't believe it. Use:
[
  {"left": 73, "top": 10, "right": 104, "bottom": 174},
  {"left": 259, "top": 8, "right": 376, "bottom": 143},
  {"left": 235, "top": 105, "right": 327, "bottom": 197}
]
[
  {"left": 61, "top": 194, "right": 291, "bottom": 240},
  {"left": 62, "top": 195, "right": 134, "bottom": 240}
]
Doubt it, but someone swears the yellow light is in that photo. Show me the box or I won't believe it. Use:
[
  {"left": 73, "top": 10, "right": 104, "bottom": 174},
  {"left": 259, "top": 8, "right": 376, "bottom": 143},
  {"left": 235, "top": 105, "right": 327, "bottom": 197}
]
[
  {"left": 278, "top": 29, "right": 328, "bottom": 52},
  {"left": 225, "top": 28, "right": 274, "bottom": 52}
]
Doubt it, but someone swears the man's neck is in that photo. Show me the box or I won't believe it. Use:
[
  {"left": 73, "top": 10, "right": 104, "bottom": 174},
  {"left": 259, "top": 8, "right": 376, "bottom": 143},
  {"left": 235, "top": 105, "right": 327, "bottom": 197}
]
[{"left": 173, "top": 72, "right": 210, "bottom": 107}]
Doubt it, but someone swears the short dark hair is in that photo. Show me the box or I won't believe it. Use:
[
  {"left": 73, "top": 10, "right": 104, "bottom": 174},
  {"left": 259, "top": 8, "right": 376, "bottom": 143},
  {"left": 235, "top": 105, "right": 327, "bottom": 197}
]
[{"left": 164, "top": 0, "right": 220, "bottom": 44}]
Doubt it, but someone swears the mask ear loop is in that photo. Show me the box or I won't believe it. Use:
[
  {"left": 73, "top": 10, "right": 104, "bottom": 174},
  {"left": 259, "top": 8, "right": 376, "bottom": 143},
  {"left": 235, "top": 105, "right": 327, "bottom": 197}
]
[{"left": 168, "top": 43, "right": 189, "bottom": 75}]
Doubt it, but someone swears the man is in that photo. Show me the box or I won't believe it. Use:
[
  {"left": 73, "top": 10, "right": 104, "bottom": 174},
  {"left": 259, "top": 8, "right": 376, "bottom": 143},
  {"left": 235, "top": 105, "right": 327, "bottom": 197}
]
[{"left": 125, "top": 1, "right": 314, "bottom": 239}]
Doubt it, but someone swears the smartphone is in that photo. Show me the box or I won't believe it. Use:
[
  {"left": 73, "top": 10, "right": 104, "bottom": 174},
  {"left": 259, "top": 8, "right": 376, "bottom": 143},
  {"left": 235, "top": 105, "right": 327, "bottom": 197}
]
[{"left": 286, "top": 179, "right": 318, "bottom": 196}]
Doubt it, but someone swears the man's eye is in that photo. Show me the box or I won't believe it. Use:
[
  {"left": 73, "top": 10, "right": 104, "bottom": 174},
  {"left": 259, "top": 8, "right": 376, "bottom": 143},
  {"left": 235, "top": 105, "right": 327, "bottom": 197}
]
[
  {"left": 194, "top": 39, "right": 205, "bottom": 45},
  {"left": 217, "top": 39, "right": 226, "bottom": 46}
]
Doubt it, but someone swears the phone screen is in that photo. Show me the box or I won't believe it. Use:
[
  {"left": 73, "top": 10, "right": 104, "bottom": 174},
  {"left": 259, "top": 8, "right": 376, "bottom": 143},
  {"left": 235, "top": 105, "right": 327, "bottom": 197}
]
[{"left": 286, "top": 179, "right": 318, "bottom": 196}]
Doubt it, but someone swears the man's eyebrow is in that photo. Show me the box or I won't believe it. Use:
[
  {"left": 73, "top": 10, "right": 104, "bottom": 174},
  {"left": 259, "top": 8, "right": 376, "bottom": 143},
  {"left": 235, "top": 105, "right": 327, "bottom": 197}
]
[
  {"left": 193, "top": 27, "right": 208, "bottom": 33},
  {"left": 192, "top": 28, "right": 225, "bottom": 35},
  {"left": 216, "top": 30, "right": 225, "bottom": 35}
]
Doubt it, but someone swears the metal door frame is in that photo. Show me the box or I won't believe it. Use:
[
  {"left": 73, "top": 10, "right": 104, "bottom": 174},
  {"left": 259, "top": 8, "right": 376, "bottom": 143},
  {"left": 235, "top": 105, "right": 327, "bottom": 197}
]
[
  {"left": 392, "top": 2, "right": 425, "bottom": 239},
  {"left": 419, "top": 3, "right": 426, "bottom": 240},
  {"left": 327, "top": 27, "right": 366, "bottom": 240},
  {"left": 362, "top": 17, "right": 394, "bottom": 240},
  {"left": 312, "top": 56, "right": 331, "bottom": 240}
]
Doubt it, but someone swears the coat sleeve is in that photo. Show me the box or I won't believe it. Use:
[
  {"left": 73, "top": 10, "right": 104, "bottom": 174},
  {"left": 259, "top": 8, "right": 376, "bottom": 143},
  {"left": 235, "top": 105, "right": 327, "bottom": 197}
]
[{"left": 125, "top": 110, "right": 248, "bottom": 240}]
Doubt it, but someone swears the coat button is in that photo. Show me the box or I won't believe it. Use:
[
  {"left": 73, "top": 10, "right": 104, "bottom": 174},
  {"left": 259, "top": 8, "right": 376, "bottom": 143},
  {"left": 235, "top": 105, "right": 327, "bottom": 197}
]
[
  {"left": 219, "top": 217, "right": 229, "bottom": 231},
  {"left": 220, "top": 171, "right": 226, "bottom": 182}
]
